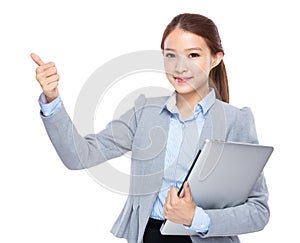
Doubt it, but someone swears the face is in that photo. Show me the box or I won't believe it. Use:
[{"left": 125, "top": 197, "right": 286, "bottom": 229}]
[{"left": 163, "top": 28, "right": 222, "bottom": 100}]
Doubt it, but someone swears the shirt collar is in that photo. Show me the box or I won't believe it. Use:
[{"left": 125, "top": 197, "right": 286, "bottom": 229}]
[{"left": 161, "top": 88, "right": 216, "bottom": 117}]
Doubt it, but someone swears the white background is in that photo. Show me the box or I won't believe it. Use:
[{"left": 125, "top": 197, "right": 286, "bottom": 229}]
[{"left": 1, "top": 0, "right": 299, "bottom": 242}]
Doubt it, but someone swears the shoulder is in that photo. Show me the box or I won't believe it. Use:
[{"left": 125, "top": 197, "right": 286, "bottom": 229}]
[
  {"left": 133, "top": 94, "right": 169, "bottom": 116},
  {"left": 215, "top": 100, "right": 258, "bottom": 143},
  {"left": 131, "top": 94, "right": 170, "bottom": 123},
  {"left": 216, "top": 99, "right": 255, "bottom": 122},
  {"left": 134, "top": 94, "right": 169, "bottom": 107}
]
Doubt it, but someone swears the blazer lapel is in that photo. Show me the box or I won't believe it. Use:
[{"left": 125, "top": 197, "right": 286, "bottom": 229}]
[{"left": 196, "top": 100, "right": 227, "bottom": 152}]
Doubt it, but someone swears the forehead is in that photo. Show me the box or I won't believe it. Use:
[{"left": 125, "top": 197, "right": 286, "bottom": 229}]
[{"left": 164, "top": 28, "right": 209, "bottom": 51}]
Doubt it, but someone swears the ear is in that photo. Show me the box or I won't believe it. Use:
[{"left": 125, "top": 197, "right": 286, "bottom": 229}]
[{"left": 211, "top": 52, "right": 224, "bottom": 69}]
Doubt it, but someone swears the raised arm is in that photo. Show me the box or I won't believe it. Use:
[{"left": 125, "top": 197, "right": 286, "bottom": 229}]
[{"left": 31, "top": 53, "right": 137, "bottom": 170}]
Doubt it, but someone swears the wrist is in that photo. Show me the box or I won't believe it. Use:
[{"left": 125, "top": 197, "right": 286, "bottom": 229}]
[
  {"left": 45, "top": 90, "right": 58, "bottom": 103},
  {"left": 184, "top": 205, "right": 196, "bottom": 227},
  {"left": 185, "top": 207, "right": 210, "bottom": 233}
]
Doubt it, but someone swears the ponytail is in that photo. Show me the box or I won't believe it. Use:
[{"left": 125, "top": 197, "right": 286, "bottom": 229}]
[{"left": 209, "top": 60, "right": 229, "bottom": 103}]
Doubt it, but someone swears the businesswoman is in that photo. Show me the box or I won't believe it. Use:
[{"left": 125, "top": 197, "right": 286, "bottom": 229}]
[{"left": 31, "top": 13, "right": 269, "bottom": 243}]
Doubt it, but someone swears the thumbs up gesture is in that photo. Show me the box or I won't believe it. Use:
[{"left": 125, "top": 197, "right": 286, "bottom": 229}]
[
  {"left": 163, "top": 182, "right": 196, "bottom": 226},
  {"left": 31, "top": 53, "right": 59, "bottom": 103}
]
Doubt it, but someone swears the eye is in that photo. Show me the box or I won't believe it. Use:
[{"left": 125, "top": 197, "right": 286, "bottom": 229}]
[
  {"left": 164, "top": 52, "right": 176, "bottom": 58},
  {"left": 189, "top": 53, "right": 200, "bottom": 58}
]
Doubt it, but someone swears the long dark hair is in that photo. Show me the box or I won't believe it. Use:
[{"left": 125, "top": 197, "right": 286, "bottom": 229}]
[{"left": 161, "top": 13, "right": 229, "bottom": 103}]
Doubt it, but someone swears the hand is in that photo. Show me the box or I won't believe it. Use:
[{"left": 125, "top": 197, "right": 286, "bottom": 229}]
[
  {"left": 164, "top": 182, "right": 196, "bottom": 226},
  {"left": 31, "top": 53, "right": 59, "bottom": 103}
]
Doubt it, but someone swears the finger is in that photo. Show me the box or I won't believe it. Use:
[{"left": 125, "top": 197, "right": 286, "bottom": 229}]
[
  {"left": 165, "top": 190, "right": 171, "bottom": 205},
  {"left": 37, "top": 70, "right": 59, "bottom": 84},
  {"left": 36, "top": 66, "right": 57, "bottom": 79},
  {"left": 44, "top": 81, "right": 59, "bottom": 94},
  {"left": 183, "top": 182, "right": 192, "bottom": 200},
  {"left": 44, "top": 74, "right": 60, "bottom": 85},
  {"left": 169, "top": 187, "right": 179, "bottom": 205},
  {"left": 170, "top": 187, "right": 179, "bottom": 196},
  {"left": 39, "top": 74, "right": 59, "bottom": 87},
  {"left": 164, "top": 191, "right": 171, "bottom": 218},
  {"left": 36, "top": 62, "right": 56, "bottom": 75},
  {"left": 31, "top": 53, "right": 45, "bottom": 66}
]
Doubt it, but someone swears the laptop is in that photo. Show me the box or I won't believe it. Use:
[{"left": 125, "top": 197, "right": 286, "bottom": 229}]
[{"left": 160, "top": 139, "right": 274, "bottom": 235}]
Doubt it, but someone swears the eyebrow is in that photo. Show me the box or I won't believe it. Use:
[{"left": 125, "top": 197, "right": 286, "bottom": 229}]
[{"left": 164, "top": 47, "right": 203, "bottom": 52}]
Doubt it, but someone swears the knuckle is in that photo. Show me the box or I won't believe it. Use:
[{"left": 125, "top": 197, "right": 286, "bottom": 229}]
[
  {"left": 166, "top": 204, "right": 172, "bottom": 211},
  {"left": 48, "top": 74, "right": 59, "bottom": 83},
  {"left": 54, "top": 74, "right": 59, "bottom": 81},
  {"left": 171, "top": 188, "right": 177, "bottom": 194},
  {"left": 36, "top": 73, "right": 43, "bottom": 82},
  {"left": 48, "top": 66, "right": 56, "bottom": 73},
  {"left": 36, "top": 66, "right": 43, "bottom": 74}
]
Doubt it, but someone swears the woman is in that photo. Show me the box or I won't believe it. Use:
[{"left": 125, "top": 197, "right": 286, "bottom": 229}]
[{"left": 31, "top": 13, "right": 269, "bottom": 243}]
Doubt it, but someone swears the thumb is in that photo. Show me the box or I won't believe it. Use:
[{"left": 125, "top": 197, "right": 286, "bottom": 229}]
[
  {"left": 30, "top": 53, "right": 45, "bottom": 66},
  {"left": 183, "top": 182, "right": 192, "bottom": 200}
]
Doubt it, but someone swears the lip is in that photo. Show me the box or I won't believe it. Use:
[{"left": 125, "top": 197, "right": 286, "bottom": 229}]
[{"left": 175, "top": 76, "right": 192, "bottom": 83}]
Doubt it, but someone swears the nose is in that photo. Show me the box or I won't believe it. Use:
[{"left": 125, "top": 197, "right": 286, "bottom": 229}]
[{"left": 175, "top": 56, "right": 188, "bottom": 74}]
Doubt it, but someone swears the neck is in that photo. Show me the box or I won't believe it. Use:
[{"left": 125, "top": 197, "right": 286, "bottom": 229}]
[{"left": 176, "top": 88, "right": 209, "bottom": 120}]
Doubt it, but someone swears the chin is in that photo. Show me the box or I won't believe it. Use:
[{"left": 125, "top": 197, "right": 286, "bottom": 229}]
[{"left": 174, "top": 87, "right": 197, "bottom": 95}]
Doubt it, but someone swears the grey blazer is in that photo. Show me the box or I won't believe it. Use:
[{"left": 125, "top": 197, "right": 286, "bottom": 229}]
[{"left": 41, "top": 93, "right": 269, "bottom": 243}]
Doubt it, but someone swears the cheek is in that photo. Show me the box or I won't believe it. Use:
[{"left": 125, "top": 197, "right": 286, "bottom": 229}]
[
  {"left": 165, "top": 72, "right": 174, "bottom": 85},
  {"left": 164, "top": 60, "right": 175, "bottom": 75},
  {"left": 189, "top": 61, "right": 211, "bottom": 77}
]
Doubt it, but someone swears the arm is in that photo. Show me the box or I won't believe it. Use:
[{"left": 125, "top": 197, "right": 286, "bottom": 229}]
[
  {"left": 32, "top": 53, "right": 137, "bottom": 170},
  {"left": 41, "top": 103, "right": 137, "bottom": 170},
  {"left": 202, "top": 173, "right": 269, "bottom": 237},
  {"left": 198, "top": 107, "right": 270, "bottom": 238}
]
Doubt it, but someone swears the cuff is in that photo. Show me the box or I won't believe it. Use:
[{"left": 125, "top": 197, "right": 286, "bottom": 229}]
[
  {"left": 38, "top": 93, "right": 62, "bottom": 117},
  {"left": 185, "top": 206, "right": 210, "bottom": 234}
]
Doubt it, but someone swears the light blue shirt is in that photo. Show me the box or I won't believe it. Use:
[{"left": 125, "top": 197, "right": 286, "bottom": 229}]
[
  {"left": 39, "top": 89, "right": 216, "bottom": 234},
  {"left": 38, "top": 93, "right": 62, "bottom": 117},
  {"left": 149, "top": 90, "right": 215, "bottom": 233}
]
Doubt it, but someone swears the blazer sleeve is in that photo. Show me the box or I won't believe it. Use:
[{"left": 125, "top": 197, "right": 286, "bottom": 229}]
[
  {"left": 196, "top": 107, "right": 270, "bottom": 238},
  {"left": 40, "top": 99, "right": 140, "bottom": 170}
]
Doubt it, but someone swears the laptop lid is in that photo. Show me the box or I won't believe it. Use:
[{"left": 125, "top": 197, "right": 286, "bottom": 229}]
[{"left": 160, "top": 140, "right": 273, "bottom": 235}]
